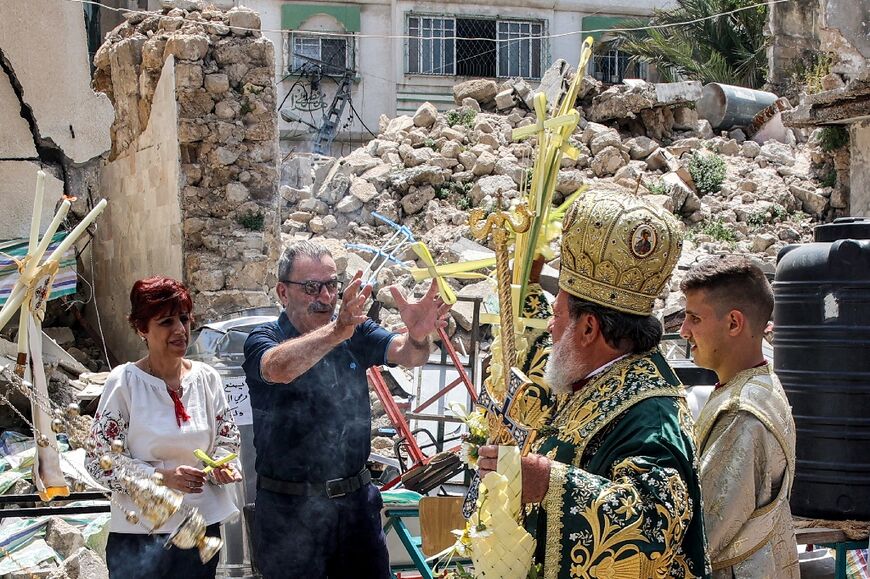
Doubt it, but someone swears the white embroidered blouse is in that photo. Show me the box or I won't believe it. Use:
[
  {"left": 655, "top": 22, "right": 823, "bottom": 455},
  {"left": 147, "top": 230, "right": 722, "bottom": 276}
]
[{"left": 86, "top": 361, "right": 241, "bottom": 534}]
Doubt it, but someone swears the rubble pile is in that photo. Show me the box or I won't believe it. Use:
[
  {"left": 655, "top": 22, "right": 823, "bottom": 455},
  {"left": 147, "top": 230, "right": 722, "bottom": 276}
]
[{"left": 279, "top": 77, "right": 834, "bottom": 349}]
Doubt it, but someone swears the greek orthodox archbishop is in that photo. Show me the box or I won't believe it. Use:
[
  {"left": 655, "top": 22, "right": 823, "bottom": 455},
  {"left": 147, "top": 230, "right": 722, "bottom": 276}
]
[{"left": 523, "top": 189, "right": 712, "bottom": 578}]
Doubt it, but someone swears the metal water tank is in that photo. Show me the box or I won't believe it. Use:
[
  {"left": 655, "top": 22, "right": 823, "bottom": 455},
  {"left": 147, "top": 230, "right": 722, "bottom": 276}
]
[
  {"left": 187, "top": 307, "right": 280, "bottom": 578},
  {"left": 774, "top": 218, "right": 870, "bottom": 519},
  {"left": 696, "top": 83, "right": 778, "bottom": 130}
]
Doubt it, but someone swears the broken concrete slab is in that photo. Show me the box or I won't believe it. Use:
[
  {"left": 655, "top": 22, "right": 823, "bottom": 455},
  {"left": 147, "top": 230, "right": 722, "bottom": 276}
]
[
  {"left": 0, "top": 68, "right": 36, "bottom": 158},
  {"left": 45, "top": 517, "right": 85, "bottom": 560},
  {"left": 534, "top": 59, "right": 571, "bottom": 112},
  {"left": 49, "top": 546, "right": 109, "bottom": 579},
  {"left": 654, "top": 81, "right": 703, "bottom": 104},
  {"left": 0, "top": 161, "right": 64, "bottom": 241},
  {"left": 587, "top": 81, "right": 700, "bottom": 123},
  {"left": 0, "top": 0, "right": 113, "bottom": 163}
]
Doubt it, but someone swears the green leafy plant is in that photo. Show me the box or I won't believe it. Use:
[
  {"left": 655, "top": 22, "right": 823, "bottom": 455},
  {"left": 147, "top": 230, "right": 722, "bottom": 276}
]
[
  {"left": 688, "top": 151, "right": 727, "bottom": 195},
  {"left": 771, "top": 203, "right": 788, "bottom": 221},
  {"left": 646, "top": 180, "right": 667, "bottom": 195},
  {"left": 746, "top": 211, "right": 766, "bottom": 228},
  {"left": 788, "top": 51, "right": 833, "bottom": 95},
  {"left": 236, "top": 211, "right": 264, "bottom": 231},
  {"left": 818, "top": 126, "right": 849, "bottom": 152},
  {"left": 700, "top": 218, "right": 736, "bottom": 242},
  {"left": 446, "top": 109, "right": 477, "bottom": 129},
  {"left": 436, "top": 181, "right": 473, "bottom": 210},
  {"left": 610, "top": 0, "right": 768, "bottom": 88},
  {"left": 424, "top": 137, "right": 437, "bottom": 150}
]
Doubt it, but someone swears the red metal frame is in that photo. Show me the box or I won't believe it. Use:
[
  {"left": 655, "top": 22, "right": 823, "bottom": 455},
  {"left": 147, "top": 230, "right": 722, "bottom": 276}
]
[
  {"left": 411, "top": 327, "right": 477, "bottom": 414},
  {"left": 369, "top": 326, "right": 479, "bottom": 491}
]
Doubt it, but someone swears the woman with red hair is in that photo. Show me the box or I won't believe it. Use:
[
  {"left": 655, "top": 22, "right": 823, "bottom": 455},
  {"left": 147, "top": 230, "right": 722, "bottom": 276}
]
[{"left": 86, "top": 276, "right": 241, "bottom": 579}]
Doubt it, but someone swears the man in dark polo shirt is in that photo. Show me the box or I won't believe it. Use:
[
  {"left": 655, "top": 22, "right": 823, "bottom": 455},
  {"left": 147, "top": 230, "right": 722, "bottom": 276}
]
[{"left": 242, "top": 240, "right": 450, "bottom": 578}]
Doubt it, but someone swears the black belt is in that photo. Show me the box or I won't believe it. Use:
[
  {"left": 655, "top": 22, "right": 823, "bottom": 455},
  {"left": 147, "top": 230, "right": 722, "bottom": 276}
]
[{"left": 258, "top": 469, "right": 371, "bottom": 499}]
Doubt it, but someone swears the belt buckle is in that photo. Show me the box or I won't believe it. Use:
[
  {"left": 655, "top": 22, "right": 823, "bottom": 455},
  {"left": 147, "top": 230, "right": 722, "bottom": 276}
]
[{"left": 325, "top": 477, "right": 348, "bottom": 498}]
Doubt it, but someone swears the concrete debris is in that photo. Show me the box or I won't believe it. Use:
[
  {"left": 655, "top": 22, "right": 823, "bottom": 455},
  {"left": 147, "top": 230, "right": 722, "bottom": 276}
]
[
  {"left": 587, "top": 80, "right": 702, "bottom": 124},
  {"left": 452, "top": 79, "right": 499, "bottom": 108},
  {"left": 266, "top": 72, "right": 838, "bottom": 438}
]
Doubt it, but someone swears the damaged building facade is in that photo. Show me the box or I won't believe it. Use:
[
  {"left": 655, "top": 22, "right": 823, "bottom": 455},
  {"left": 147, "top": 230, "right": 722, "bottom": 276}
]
[
  {"left": 242, "top": 0, "right": 665, "bottom": 153},
  {"left": 91, "top": 6, "right": 281, "bottom": 361},
  {"left": 769, "top": 0, "right": 870, "bottom": 216},
  {"left": 0, "top": 0, "right": 114, "bottom": 242}
]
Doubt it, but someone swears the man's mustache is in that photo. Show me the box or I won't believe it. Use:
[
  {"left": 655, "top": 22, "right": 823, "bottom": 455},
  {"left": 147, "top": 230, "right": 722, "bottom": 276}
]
[{"left": 309, "top": 301, "right": 333, "bottom": 313}]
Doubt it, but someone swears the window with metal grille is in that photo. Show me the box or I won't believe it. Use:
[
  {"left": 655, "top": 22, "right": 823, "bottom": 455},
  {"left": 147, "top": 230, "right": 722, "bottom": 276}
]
[
  {"left": 407, "top": 14, "right": 543, "bottom": 79},
  {"left": 591, "top": 49, "right": 649, "bottom": 84},
  {"left": 408, "top": 16, "right": 455, "bottom": 75},
  {"left": 291, "top": 33, "right": 351, "bottom": 75},
  {"left": 497, "top": 21, "right": 542, "bottom": 78}
]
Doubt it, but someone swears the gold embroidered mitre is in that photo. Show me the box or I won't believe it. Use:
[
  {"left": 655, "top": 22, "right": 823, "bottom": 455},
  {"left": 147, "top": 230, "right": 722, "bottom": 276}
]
[{"left": 559, "top": 188, "right": 683, "bottom": 316}]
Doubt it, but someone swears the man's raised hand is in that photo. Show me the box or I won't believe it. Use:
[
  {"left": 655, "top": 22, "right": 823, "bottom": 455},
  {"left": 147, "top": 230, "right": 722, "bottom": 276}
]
[
  {"left": 389, "top": 279, "right": 452, "bottom": 342},
  {"left": 333, "top": 270, "right": 371, "bottom": 341}
]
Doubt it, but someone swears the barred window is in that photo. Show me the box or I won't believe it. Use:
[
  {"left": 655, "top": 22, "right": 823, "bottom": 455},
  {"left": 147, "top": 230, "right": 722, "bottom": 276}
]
[
  {"left": 408, "top": 16, "right": 455, "bottom": 75},
  {"left": 407, "top": 14, "right": 543, "bottom": 79},
  {"left": 591, "top": 49, "right": 649, "bottom": 84},
  {"left": 291, "top": 33, "right": 350, "bottom": 75},
  {"left": 497, "top": 21, "right": 542, "bottom": 78}
]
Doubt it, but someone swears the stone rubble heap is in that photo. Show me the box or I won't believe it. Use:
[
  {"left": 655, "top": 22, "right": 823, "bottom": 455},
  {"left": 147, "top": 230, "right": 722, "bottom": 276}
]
[{"left": 280, "top": 73, "right": 838, "bottom": 346}]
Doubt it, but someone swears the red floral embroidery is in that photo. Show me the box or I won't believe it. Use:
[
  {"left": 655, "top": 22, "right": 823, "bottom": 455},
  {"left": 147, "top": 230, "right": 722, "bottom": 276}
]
[{"left": 104, "top": 419, "right": 121, "bottom": 441}]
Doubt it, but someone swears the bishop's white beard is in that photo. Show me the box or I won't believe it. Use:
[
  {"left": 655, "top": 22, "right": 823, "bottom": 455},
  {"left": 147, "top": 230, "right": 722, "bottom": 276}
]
[{"left": 544, "top": 323, "right": 591, "bottom": 395}]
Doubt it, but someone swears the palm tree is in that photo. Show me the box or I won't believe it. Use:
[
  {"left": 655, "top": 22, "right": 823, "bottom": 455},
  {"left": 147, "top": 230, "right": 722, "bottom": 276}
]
[{"left": 609, "top": 0, "right": 768, "bottom": 89}]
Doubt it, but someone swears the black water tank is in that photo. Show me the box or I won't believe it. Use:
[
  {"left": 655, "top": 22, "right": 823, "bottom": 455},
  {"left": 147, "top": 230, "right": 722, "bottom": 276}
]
[{"left": 774, "top": 218, "right": 870, "bottom": 519}]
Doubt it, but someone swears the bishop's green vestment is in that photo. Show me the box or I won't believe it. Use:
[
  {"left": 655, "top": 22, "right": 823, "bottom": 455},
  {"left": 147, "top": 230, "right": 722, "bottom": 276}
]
[{"left": 525, "top": 351, "right": 712, "bottom": 579}]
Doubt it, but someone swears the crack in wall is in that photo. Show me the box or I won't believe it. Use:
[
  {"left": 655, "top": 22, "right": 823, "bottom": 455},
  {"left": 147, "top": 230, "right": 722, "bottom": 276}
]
[{"left": 0, "top": 46, "right": 70, "bottom": 192}]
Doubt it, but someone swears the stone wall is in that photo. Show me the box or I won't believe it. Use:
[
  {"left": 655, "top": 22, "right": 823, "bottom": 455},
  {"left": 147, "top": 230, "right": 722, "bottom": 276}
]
[
  {"left": 92, "top": 4, "right": 280, "bottom": 360},
  {"left": 765, "top": 0, "right": 819, "bottom": 93},
  {"left": 767, "top": 0, "right": 869, "bottom": 92},
  {"left": 94, "top": 56, "right": 185, "bottom": 361},
  {"left": 819, "top": 0, "right": 869, "bottom": 79}
]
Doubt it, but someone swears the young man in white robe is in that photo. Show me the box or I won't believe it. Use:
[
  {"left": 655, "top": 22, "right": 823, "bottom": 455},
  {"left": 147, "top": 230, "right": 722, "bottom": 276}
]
[{"left": 680, "top": 255, "right": 800, "bottom": 579}]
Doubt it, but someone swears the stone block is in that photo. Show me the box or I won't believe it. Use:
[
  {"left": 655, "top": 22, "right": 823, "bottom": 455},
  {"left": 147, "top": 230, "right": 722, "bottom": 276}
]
[
  {"left": 228, "top": 7, "right": 261, "bottom": 35},
  {"left": 336, "top": 195, "right": 363, "bottom": 213},
  {"left": 350, "top": 177, "right": 378, "bottom": 203},
  {"left": 626, "top": 136, "right": 658, "bottom": 160},
  {"left": 534, "top": 59, "right": 571, "bottom": 113},
  {"left": 495, "top": 88, "right": 516, "bottom": 111},
  {"left": 590, "top": 146, "right": 628, "bottom": 177},
  {"left": 205, "top": 73, "right": 230, "bottom": 94},
  {"left": 45, "top": 517, "right": 85, "bottom": 559},
  {"left": 589, "top": 131, "right": 622, "bottom": 156},
  {"left": 165, "top": 34, "right": 210, "bottom": 61},
  {"left": 790, "top": 184, "right": 828, "bottom": 215},
  {"left": 472, "top": 151, "right": 497, "bottom": 176},
  {"left": 461, "top": 97, "right": 481, "bottom": 112},
  {"left": 470, "top": 175, "right": 516, "bottom": 205},
  {"left": 413, "top": 102, "right": 438, "bottom": 128},
  {"left": 453, "top": 79, "right": 498, "bottom": 106},
  {"left": 49, "top": 546, "right": 108, "bottom": 579},
  {"left": 401, "top": 185, "right": 435, "bottom": 214},
  {"left": 44, "top": 327, "right": 76, "bottom": 348}
]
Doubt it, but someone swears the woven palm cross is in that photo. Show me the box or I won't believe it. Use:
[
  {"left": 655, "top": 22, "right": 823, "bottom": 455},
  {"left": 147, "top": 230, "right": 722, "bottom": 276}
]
[{"left": 462, "top": 368, "right": 533, "bottom": 518}]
